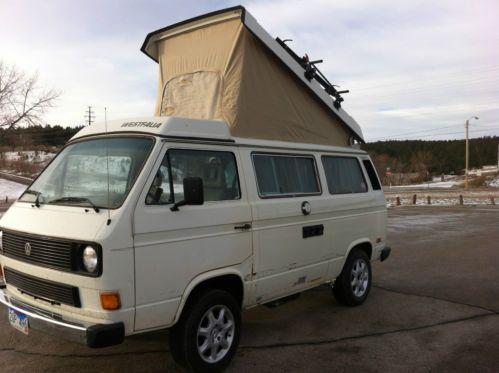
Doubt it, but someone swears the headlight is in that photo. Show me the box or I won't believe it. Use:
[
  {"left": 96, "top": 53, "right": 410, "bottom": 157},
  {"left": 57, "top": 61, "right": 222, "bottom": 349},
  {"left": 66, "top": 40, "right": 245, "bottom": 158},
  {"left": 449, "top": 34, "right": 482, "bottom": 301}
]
[{"left": 83, "top": 246, "right": 98, "bottom": 273}]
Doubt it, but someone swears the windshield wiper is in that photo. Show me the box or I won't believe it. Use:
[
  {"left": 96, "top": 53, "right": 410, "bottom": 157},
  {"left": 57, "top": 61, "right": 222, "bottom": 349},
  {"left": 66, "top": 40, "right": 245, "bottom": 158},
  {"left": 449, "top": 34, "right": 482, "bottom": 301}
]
[
  {"left": 24, "top": 190, "right": 43, "bottom": 208},
  {"left": 48, "top": 197, "right": 100, "bottom": 213}
]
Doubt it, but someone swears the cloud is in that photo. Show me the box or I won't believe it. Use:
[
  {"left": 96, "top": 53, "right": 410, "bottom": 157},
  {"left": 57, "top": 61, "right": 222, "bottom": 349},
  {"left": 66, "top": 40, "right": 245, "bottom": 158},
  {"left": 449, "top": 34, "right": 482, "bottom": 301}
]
[
  {"left": 1, "top": 0, "right": 498, "bottom": 140},
  {"left": 246, "top": 0, "right": 499, "bottom": 140}
]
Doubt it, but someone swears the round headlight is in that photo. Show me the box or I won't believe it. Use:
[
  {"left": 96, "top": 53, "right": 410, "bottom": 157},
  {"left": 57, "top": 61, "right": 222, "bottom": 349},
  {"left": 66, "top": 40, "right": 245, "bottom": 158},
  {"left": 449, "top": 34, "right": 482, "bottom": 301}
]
[{"left": 83, "top": 246, "right": 98, "bottom": 273}]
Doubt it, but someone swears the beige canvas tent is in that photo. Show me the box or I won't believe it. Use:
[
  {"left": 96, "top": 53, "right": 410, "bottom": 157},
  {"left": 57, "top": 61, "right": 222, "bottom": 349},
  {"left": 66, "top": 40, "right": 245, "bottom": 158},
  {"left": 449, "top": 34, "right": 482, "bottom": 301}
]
[{"left": 141, "top": 6, "right": 364, "bottom": 146}]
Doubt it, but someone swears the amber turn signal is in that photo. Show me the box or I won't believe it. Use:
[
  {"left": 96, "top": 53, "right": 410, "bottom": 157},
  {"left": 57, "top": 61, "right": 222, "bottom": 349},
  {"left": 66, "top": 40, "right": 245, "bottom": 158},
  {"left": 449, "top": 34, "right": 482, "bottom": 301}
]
[{"left": 100, "top": 292, "right": 121, "bottom": 310}]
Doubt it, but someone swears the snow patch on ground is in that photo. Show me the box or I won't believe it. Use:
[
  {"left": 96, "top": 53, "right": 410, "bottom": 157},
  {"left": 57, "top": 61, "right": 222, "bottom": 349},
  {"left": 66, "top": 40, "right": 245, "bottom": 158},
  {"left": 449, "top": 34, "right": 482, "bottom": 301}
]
[
  {"left": 2, "top": 151, "right": 56, "bottom": 162},
  {"left": 389, "top": 180, "right": 462, "bottom": 190},
  {"left": 0, "top": 179, "right": 26, "bottom": 200},
  {"left": 485, "top": 175, "right": 499, "bottom": 188}
]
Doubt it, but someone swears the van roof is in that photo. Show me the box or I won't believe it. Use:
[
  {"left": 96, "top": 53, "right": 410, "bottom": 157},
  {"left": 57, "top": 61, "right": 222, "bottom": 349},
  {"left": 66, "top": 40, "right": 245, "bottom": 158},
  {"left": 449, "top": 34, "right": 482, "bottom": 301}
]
[{"left": 70, "top": 116, "right": 366, "bottom": 155}]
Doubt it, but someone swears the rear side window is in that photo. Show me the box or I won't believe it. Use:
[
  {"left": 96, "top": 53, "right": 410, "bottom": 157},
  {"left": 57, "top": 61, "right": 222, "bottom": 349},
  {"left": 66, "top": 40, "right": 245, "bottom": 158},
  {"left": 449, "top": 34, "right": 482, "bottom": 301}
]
[
  {"left": 362, "top": 159, "right": 382, "bottom": 190},
  {"left": 322, "top": 156, "right": 368, "bottom": 194},
  {"left": 252, "top": 154, "right": 320, "bottom": 197}
]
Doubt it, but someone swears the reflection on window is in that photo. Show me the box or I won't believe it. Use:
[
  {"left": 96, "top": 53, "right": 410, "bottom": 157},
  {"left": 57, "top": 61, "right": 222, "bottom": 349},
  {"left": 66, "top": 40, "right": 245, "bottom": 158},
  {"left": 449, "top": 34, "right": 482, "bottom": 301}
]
[
  {"left": 146, "top": 160, "right": 172, "bottom": 205},
  {"left": 64, "top": 155, "right": 132, "bottom": 196},
  {"left": 146, "top": 149, "right": 240, "bottom": 204},
  {"left": 19, "top": 137, "right": 153, "bottom": 209},
  {"left": 322, "top": 156, "right": 367, "bottom": 194},
  {"left": 253, "top": 154, "right": 320, "bottom": 197}
]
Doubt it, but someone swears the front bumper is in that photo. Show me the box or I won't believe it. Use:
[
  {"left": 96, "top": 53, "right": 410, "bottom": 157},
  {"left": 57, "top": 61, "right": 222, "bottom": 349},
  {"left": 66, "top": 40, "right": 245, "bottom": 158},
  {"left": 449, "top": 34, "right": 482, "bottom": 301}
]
[{"left": 0, "top": 287, "right": 124, "bottom": 348}]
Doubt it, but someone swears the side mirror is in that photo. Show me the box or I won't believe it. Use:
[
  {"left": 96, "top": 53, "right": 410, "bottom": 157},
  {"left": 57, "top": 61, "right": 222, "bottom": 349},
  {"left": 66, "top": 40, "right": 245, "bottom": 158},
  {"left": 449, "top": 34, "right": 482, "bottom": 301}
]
[{"left": 170, "top": 177, "right": 204, "bottom": 211}]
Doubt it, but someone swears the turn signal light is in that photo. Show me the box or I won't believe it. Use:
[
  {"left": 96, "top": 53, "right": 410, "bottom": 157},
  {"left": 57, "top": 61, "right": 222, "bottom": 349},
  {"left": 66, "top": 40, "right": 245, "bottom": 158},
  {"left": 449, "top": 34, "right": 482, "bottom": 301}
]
[{"left": 100, "top": 292, "right": 121, "bottom": 310}]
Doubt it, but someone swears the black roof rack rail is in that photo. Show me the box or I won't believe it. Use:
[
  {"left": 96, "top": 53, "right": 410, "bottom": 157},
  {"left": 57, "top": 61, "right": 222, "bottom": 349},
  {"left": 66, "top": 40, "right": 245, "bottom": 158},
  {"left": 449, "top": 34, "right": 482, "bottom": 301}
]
[{"left": 276, "top": 38, "right": 349, "bottom": 109}]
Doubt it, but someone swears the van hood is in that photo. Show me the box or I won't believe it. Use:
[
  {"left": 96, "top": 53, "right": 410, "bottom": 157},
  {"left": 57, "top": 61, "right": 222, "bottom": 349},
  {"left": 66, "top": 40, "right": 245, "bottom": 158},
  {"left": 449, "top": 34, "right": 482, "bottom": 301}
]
[{"left": 0, "top": 202, "right": 109, "bottom": 242}]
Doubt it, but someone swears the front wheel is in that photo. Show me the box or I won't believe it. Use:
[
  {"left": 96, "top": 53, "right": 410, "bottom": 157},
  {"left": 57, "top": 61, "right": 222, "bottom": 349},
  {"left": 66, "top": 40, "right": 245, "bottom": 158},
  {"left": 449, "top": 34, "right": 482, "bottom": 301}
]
[
  {"left": 169, "top": 289, "right": 241, "bottom": 372},
  {"left": 333, "top": 249, "right": 372, "bottom": 306}
]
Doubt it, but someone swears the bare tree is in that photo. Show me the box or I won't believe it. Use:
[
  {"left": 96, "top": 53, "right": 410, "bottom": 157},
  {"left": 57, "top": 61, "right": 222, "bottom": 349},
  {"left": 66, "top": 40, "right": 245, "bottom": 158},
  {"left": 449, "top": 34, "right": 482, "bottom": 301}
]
[
  {"left": 0, "top": 61, "right": 60, "bottom": 130},
  {"left": 409, "top": 150, "right": 433, "bottom": 182}
]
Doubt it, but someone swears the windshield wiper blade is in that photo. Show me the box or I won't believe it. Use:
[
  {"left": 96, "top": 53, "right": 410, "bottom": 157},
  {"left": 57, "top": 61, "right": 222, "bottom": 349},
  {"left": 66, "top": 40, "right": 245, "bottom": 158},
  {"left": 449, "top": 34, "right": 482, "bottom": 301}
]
[
  {"left": 48, "top": 197, "right": 100, "bottom": 213},
  {"left": 24, "top": 190, "right": 42, "bottom": 208}
]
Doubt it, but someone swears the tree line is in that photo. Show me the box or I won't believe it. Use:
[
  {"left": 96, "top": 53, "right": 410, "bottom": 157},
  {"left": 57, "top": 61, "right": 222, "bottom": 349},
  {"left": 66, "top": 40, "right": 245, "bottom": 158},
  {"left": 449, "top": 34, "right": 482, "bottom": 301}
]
[
  {"left": 362, "top": 136, "right": 498, "bottom": 183},
  {"left": 0, "top": 125, "right": 83, "bottom": 148}
]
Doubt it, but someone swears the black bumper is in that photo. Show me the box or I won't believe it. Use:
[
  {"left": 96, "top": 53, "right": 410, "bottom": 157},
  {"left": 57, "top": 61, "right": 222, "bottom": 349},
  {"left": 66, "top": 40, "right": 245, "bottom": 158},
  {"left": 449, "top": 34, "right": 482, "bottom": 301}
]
[
  {"left": 86, "top": 323, "right": 125, "bottom": 348},
  {"left": 380, "top": 246, "right": 391, "bottom": 262}
]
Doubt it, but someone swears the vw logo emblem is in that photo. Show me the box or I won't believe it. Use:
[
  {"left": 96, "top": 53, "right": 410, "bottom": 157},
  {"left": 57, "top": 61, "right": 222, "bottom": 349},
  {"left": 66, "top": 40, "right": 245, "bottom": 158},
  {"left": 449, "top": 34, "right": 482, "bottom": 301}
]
[
  {"left": 24, "top": 243, "right": 32, "bottom": 256},
  {"left": 301, "top": 201, "right": 312, "bottom": 216}
]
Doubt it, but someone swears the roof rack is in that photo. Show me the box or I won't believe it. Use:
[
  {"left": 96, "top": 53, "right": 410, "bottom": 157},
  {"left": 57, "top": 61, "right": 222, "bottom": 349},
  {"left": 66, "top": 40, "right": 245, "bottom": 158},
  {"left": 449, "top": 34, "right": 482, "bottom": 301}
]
[{"left": 276, "top": 38, "right": 349, "bottom": 109}]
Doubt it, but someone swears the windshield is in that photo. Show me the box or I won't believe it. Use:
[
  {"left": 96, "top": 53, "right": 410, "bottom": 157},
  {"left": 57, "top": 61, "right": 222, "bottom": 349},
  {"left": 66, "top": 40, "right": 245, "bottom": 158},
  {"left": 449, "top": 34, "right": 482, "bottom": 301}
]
[{"left": 19, "top": 137, "right": 154, "bottom": 209}]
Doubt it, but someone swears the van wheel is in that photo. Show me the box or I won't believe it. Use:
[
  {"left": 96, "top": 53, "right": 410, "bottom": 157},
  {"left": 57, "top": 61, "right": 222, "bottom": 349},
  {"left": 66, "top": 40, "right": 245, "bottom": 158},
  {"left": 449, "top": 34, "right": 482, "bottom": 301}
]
[
  {"left": 169, "top": 289, "right": 241, "bottom": 372},
  {"left": 333, "top": 249, "right": 372, "bottom": 306}
]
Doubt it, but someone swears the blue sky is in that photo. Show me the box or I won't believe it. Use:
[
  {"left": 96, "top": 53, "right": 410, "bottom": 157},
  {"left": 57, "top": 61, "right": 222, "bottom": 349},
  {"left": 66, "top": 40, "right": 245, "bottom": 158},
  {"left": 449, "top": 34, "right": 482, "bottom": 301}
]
[{"left": 1, "top": 0, "right": 498, "bottom": 141}]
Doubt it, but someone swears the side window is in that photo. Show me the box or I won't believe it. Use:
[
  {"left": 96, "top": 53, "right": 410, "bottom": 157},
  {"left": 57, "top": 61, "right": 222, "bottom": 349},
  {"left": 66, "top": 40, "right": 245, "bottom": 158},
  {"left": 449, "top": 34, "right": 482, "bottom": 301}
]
[
  {"left": 146, "top": 156, "right": 172, "bottom": 205},
  {"left": 362, "top": 159, "right": 382, "bottom": 190},
  {"left": 146, "top": 149, "right": 241, "bottom": 204},
  {"left": 253, "top": 154, "right": 320, "bottom": 197},
  {"left": 322, "top": 156, "right": 368, "bottom": 194},
  {"left": 170, "top": 149, "right": 240, "bottom": 202}
]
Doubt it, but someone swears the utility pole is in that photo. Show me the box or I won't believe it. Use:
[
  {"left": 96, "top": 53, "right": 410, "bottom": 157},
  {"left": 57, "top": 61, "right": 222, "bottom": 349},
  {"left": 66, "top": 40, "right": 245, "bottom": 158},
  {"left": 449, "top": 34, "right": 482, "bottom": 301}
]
[
  {"left": 464, "top": 116, "right": 479, "bottom": 190},
  {"left": 84, "top": 106, "right": 95, "bottom": 126}
]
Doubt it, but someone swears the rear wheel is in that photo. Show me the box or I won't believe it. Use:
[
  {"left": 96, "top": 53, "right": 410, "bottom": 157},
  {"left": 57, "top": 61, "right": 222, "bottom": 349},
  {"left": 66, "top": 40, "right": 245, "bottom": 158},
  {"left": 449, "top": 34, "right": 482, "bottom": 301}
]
[
  {"left": 169, "top": 289, "right": 241, "bottom": 372},
  {"left": 333, "top": 249, "right": 372, "bottom": 306}
]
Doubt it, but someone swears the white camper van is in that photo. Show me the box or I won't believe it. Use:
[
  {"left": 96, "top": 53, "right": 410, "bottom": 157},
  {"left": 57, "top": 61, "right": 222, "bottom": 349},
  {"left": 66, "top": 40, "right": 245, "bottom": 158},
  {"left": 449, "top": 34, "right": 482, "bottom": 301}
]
[{"left": 0, "top": 6, "right": 390, "bottom": 373}]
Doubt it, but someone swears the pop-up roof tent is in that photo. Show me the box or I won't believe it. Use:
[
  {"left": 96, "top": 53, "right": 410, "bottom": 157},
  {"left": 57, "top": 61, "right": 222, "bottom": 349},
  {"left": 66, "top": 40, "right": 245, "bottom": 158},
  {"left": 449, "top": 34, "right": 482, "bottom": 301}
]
[{"left": 141, "top": 6, "right": 364, "bottom": 146}]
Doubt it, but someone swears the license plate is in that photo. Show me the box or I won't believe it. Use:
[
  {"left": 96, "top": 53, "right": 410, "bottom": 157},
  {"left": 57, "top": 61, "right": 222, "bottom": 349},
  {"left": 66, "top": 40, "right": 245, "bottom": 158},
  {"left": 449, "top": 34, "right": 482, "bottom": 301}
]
[{"left": 8, "top": 308, "right": 29, "bottom": 335}]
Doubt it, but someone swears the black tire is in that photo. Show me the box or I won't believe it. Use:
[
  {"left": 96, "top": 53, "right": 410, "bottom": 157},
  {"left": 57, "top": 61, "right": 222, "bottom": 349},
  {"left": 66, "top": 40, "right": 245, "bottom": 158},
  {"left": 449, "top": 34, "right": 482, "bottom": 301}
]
[
  {"left": 333, "top": 249, "right": 372, "bottom": 306},
  {"left": 169, "top": 289, "right": 241, "bottom": 372}
]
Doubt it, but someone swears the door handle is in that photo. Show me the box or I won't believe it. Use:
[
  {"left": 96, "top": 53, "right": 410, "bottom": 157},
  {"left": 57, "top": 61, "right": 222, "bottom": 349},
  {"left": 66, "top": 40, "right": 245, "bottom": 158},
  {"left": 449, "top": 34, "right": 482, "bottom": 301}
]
[{"left": 234, "top": 223, "right": 252, "bottom": 230}]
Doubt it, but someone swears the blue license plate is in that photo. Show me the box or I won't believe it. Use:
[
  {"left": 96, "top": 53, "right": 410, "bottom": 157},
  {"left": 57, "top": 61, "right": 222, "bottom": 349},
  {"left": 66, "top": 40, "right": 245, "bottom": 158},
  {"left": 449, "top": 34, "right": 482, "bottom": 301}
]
[{"left": 8, "top": 308, "right": 29, "bottom": 335}]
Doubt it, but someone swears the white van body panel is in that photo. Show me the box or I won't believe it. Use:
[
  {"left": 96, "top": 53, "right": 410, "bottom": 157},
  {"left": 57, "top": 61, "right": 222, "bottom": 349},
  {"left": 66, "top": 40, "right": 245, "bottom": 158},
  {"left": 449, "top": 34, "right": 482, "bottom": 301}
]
[
  {"left": 132, "top": 143, "right": 253, "bottom": 330},
  {"left": 0, "top": 204, "right": 137, "bottom": 331},
  {"left": 238, "top": 148, "right": 329, "bottom": 303}
]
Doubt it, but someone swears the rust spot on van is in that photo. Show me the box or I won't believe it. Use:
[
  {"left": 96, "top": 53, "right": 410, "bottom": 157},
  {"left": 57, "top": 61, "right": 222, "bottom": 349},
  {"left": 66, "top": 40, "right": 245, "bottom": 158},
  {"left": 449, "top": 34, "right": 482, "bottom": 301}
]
[{"left": 293, "top": 276, "right": 306, "bottom": 286}]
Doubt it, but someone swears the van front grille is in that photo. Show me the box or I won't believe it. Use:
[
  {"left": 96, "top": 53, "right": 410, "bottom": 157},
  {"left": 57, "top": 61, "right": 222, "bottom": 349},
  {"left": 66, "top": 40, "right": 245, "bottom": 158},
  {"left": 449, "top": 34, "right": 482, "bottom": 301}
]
[
  {"left": 4, "top": 267, "right": 81, "bottom": 308},
  {"left": 1, "top": 230, "right": 74, "bottom": 271}
]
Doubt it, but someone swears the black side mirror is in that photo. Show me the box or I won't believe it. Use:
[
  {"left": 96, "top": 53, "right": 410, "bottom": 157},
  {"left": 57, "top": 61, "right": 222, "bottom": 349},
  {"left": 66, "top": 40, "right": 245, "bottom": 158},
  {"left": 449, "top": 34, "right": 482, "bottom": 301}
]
[{"left": 170, "top": 177, "right": 204, "bottom": 211}]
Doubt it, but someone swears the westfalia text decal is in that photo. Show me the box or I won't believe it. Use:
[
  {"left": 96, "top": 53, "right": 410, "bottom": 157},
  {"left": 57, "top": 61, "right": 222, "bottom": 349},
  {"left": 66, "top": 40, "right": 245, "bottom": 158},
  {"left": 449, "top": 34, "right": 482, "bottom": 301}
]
[{"left": 121, "top": 121, "right": 162, "bottom": 128}]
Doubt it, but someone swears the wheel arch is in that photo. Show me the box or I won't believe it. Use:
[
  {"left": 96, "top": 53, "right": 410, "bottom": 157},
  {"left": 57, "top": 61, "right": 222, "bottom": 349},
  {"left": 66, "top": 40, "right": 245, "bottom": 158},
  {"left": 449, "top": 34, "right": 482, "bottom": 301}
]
[
  {"left": 173, "top": 269, "right": 245, "bottom": 325},
  {"left": 346, "top": 239, "right": 373, "bottom": 260}
]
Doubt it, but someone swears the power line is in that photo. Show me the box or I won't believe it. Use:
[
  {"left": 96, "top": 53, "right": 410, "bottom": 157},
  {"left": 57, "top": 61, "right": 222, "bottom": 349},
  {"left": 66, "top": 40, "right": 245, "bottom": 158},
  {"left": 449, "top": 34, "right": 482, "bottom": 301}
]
[
  {"left": 369, "top": 127, "right": 499, "bottom": 141},
  {"left": 369, "top": 124, "right": 463, "bottom": 141},
  {"left": 350, "top": 65, "right": 499, "bottom": 93},
  {"left": 352, "top": 75, "right": 499, "bottom": 95}
]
